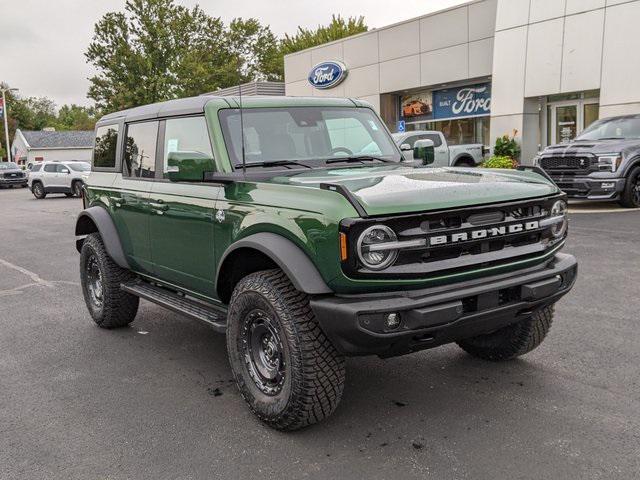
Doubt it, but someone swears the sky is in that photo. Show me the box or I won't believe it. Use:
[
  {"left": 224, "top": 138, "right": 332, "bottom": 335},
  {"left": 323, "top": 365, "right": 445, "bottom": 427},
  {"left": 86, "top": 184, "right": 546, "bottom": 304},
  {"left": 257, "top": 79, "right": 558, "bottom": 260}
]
[{"left": 0, "top": 0, "right": 468, "bottom": 107}]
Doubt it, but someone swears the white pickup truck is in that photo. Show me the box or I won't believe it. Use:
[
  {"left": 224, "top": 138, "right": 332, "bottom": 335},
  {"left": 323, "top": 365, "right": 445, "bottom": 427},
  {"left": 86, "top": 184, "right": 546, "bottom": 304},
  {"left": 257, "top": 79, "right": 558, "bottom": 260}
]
[{"left": 392, "top": 130, "right": 488, "bottom": 167}]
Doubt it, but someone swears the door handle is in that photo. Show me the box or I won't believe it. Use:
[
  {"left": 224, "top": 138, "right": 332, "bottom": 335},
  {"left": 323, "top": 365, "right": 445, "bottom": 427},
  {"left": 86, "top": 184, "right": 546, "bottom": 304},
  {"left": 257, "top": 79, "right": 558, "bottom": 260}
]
[
  {"left": 109, "top": 196, "right": 124, "bottom": 208},
  {"left": 150, "top": 200, "right": 169, "bottom": 212}
]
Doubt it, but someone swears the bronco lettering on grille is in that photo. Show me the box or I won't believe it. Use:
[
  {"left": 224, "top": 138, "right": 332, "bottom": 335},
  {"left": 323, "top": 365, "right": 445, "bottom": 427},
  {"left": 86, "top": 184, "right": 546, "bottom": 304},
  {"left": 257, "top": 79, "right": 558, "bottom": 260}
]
[{"left": 428, "top": 221, "right": 540, "bottom": 246}]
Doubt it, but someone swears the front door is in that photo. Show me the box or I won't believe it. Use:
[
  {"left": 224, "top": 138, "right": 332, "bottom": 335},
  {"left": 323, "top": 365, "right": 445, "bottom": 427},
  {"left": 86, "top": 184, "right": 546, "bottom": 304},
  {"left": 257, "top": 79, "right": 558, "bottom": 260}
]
[{"left": 148, "top": 116, "right": 220, "bottom": 297}]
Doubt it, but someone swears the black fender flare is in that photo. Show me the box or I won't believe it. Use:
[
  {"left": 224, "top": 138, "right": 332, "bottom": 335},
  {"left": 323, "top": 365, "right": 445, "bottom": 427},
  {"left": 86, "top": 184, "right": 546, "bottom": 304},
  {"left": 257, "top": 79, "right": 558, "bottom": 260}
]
[
  {"left": 216, "top": 232, "right": 332, "bottom": 295},
  {"left": 621, "top": 156, "right": 640, "bottom": 177},
  {"left": 75, "top": 206, "right": 130, "bottom": 269}
]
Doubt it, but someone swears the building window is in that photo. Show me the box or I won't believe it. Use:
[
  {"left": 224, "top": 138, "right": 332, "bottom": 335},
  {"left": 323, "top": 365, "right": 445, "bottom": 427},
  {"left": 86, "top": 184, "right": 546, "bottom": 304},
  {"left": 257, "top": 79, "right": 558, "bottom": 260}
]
[{"left": 406, "top": 117, "right": 490, "bottom": 146}]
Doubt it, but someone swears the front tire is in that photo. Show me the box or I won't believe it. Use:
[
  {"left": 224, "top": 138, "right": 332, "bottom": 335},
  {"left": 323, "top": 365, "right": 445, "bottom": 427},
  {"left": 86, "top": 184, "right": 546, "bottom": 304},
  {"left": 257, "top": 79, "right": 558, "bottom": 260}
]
[
  {"left": 32, "top": 182, "right": 46, "bottom": 199},
  {"left": 457, "top": 305, "right": 554, "bottom": 361},
  {"left": 72, "top": 180, "right": 83, "bottom": 197},
  {"left": 226, "top": 269, "right": 346, "bottom": 431},
  {"left": 619, "top": 166, "right": 640, "bottom": 208},
  {"left": 80, "top": 233, "right": 139, "bottom": 328}
]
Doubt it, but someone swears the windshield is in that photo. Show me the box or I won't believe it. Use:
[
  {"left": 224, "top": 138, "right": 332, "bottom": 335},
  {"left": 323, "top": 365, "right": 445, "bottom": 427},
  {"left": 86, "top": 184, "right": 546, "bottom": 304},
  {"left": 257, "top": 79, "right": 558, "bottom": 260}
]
[
  {"left": 0, "top": 162, "right": 18, "bottom": 170},
  {"left": 67, "top": 162, "right": 91, "bottom": 172},
  {"left": 576, "top": 116, "right": 640, "bottom": 141},
  {"left": 219, "top": 107, "right": 401, "bottom": 168}
]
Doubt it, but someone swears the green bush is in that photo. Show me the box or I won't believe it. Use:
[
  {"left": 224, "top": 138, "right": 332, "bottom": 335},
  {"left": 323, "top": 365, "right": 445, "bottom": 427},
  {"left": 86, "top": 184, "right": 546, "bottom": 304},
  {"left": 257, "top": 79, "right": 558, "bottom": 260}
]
[
  {"left": 482, "top": 155, "right": 518, "bottom": 169},
  {"left": 494, "top": 130, "right": 521, "bottom": 160}
]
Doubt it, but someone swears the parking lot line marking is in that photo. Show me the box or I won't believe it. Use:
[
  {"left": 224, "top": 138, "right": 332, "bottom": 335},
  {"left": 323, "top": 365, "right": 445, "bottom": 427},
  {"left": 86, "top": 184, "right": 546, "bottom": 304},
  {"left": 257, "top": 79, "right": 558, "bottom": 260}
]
[{"left": 0, "top": 258, "right": 54, "bottom": 288}]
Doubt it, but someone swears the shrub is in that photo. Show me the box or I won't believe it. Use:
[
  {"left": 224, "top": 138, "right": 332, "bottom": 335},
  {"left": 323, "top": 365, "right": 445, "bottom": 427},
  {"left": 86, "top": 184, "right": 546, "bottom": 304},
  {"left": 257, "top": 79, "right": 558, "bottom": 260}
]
[
  {"left": 482, "top": 155, "right": 518, "bottom": 169},
  {"left": 494, "top": 130, "right": 521, "bottom": 160}
]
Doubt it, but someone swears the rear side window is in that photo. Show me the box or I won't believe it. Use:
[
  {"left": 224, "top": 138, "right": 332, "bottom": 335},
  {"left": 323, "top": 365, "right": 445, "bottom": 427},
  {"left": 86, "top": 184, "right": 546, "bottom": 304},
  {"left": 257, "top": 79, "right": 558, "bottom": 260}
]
[
  {"left": 56, "top": 164, "right": 70, "bottom": 173},
  {"left": 94, "top": 125, "right": 119, "bottom": 168},
  {"left": 43, "top": 164, "right": 57, "bottom": 173},
  {"left": 31, "top": 164, "right": 42, "bottom": 172},
  {"left": 162, "top": 116, "right": 214, "bottom": 178},
  {"left": 124, "top": 121, "right": 158, "bottom": 179}
]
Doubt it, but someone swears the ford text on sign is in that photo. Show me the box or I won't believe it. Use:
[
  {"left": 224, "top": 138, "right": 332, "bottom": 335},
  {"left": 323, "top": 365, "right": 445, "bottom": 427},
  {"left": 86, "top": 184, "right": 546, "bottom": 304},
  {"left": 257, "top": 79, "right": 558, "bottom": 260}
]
[
  {"left": 433, "top": 83, "right": 491, "bottom": 120},
  {"left": 308, "top": 61, "right": 348, "bottom": 90}
]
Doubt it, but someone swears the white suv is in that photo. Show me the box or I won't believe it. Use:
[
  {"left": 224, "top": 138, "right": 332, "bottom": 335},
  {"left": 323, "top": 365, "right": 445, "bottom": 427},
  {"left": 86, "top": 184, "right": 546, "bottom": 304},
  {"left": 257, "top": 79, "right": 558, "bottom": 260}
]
[{"left": 28, "top": 161, "right": 90, "bottom": 199}]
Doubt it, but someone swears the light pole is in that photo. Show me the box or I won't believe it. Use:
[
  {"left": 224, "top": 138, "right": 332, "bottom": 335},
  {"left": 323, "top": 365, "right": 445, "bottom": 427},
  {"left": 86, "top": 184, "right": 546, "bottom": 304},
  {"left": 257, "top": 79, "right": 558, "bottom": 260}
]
[{"left": 1, "top": 87, "right": 18, "bottom": 162}]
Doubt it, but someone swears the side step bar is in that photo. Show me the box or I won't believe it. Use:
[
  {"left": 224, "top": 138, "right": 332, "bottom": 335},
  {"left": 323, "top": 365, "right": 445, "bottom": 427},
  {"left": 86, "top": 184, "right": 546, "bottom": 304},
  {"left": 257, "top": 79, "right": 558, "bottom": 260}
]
[{"left": 121, "top": 280, "right": 227, "bottom": 333}]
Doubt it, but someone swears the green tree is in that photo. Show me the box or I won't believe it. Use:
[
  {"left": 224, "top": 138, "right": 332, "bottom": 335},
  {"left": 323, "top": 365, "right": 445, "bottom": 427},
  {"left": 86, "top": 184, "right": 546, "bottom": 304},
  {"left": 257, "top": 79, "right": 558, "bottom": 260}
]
[{"left": 54, "top": 105, "right": 99, "bottom": 131}]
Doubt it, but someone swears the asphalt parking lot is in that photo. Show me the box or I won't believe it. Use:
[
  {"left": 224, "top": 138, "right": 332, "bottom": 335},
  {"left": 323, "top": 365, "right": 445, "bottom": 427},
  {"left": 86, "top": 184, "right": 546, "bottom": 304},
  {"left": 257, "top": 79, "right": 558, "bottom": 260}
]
[{"left": 1, "top": 186, "right": 639, "bottom": 480}]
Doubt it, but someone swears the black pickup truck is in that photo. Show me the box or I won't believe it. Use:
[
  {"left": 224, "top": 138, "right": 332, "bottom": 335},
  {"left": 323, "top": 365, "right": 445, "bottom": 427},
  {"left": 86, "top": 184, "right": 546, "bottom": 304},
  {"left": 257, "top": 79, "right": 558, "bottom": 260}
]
[{"left": 536, "top": 114, "right": 640, "bottom": 208}]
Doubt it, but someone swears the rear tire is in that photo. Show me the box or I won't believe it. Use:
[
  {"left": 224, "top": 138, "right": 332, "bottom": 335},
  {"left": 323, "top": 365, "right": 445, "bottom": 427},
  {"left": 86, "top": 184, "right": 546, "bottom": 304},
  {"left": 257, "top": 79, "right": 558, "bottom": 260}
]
[
  {"left": 455, "top": 158, "right": 475, "bottom": 167},
  {"left": 618, "top": 166, "right": 640, "bottom": 208},
  {"left": 226, "top": 269, "right": 346, "bottom": 431},
  {"left": 457, "top": 305, "right": 554, "bottom": 361},
  {"left": 80, "top": 233, "right": 139, "bottom": 328},
  {"left": 32, "top": 182, "right": 46, "bottom": 199}
]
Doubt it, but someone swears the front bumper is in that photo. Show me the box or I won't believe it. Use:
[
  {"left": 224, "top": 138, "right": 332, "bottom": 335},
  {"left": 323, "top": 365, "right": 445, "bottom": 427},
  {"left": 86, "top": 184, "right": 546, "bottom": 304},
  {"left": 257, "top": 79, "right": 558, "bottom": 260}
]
[
  {"left": 0, "top": 177, "right": 27, "bottom": 186},
  {"left": 549, "top": 174, "right": 625, "bottom": 200},
  {"left": 310, "top": 253, "right": 577, "bottom": 358}
]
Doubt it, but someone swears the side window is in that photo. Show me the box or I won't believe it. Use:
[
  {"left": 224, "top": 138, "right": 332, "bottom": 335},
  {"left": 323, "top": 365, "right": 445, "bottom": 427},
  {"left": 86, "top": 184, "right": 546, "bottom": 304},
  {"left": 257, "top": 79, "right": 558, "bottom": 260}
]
[
  {"left": 124, "top": 121, "right": 158, "bottom": 179},
  {"left": 56, "top": 164, "right": 70, "bottom": 174},
  {"left": 32, "top": 164, "right": 42, "bottom": 172},
  {"left": 43, "top": 164, "right": 57, "bottom": 173},
  {"left": 162, "top": 116, "right": 214, "bottom": 179},
  {"left": 94, "top": 125, "right": 119, "bottom": 168}
]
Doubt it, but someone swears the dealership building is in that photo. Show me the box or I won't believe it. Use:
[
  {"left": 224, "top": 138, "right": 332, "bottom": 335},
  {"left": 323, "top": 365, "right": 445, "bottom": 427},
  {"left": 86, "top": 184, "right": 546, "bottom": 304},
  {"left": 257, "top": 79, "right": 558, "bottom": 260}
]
[{"left": 284, "top": 0, "right": 640, "bottom": 163}]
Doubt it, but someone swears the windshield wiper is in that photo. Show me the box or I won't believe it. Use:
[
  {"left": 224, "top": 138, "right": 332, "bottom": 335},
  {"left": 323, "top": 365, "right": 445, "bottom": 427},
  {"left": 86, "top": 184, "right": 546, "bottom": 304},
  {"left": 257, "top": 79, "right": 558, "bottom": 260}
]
[
  {"left": 235, "top": 160, "right": 313, "bottom": 170},
  {"left": 325, "top": 155, "right": 392, "bottom": 164}
]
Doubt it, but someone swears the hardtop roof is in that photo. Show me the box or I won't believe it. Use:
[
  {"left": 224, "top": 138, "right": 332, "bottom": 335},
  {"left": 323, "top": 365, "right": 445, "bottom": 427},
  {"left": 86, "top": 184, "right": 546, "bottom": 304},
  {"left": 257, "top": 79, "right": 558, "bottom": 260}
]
[{"left": 97, "top": 96, "right": 366, "bottom": 125}]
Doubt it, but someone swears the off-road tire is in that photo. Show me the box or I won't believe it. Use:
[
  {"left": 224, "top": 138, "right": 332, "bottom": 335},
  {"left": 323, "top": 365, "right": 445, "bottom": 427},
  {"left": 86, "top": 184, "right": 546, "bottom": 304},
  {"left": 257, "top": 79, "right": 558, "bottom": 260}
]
[
  {"left": 72, "top": 180, "right": 83, "bottom": 197},
  {"left": 457, "top": 305, "right": 555, "bottom": 361},
  {"left": 619, "top": 166, "right": 640, "bottom": 208},
  {"left": 226, "top": 269, "right": 346, "bottom": 431},
  {"left": 80, "top": 233, "right": 139, "bottom": 328},
  {"left": 32, "top": 182, "right": 46, "bottom": 199}
]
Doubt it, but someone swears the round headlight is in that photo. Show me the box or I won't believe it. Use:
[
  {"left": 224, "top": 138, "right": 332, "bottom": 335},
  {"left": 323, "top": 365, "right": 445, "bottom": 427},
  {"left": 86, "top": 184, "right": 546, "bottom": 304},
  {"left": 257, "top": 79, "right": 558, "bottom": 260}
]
[
  {"left": 357, "top": 225, "right": 398, "bottom": 270},
  {"left": 550, "top": 200, "right": 568, "bottom": 238}
]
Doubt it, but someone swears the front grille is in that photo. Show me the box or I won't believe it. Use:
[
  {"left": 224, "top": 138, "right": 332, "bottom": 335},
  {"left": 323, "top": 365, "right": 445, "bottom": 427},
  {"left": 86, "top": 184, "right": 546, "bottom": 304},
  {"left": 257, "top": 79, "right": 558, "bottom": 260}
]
[
  {"left": 540, "top": 156, "right": 592, "bottom": 171},
  {"left": 341, "top": 196, "right": 565, "bottom": 280},
  {"left": 2, "top": 171, "right": 24, "bottom": 178}
]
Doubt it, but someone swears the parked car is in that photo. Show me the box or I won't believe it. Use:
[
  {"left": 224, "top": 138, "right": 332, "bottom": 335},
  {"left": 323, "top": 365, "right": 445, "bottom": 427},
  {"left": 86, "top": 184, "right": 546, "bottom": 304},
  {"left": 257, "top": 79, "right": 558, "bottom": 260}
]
[
  {"left": 28, "top": 160, "right": 90, "bottom": 199},
  {"left": 0, "top": 161, "right": 28, "bottom": 188},
  {"left": 392, "top": 130, "right": 488, "bottom": 166},
  {"left": 75, "top": 95, "right": 577, "bottom": 431},
  {"left": 536, "top": 114, "right": 640, "bottom": 207}
]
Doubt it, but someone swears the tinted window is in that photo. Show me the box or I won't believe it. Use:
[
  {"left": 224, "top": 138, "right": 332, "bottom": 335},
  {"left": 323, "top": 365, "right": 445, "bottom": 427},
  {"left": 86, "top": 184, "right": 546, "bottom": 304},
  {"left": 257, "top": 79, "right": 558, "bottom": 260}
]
[
  {"left": 31, "top": 164, "right": 42, "bottom": 172},
  {"left": 43, "top": 164, "right": 57, "bottom": 173},
  {"left": 124, "top": 121, "right": 158, "bottom": 178},
  {"left": 94, "top": 125, "right": 119, "bottom": 168},
  {"left": 405, "top": 134, "right": 443, "bottom": 148},
  {"left": 68, "top": 162, "right": 91, "bottom": 172},
  {"left": 163, "top": 117, "right": 214, "bottom": 178}
]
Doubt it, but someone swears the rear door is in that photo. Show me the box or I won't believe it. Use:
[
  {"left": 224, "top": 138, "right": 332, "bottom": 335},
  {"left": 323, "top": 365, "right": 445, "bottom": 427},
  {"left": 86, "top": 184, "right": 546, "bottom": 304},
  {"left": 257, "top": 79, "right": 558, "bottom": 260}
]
[
  {"left": 110, "top": 120, "right": 159, "bottom": 274},
  {"left": 41, "top": 163, "right": 59, "bottom": 188},
  {"left": 148, "top": 115, "right": 220, "bottom": 297}
]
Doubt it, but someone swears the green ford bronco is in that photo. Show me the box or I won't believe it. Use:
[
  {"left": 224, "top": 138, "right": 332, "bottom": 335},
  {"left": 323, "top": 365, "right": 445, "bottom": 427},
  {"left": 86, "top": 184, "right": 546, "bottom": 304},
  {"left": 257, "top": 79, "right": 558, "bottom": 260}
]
[{"left": 76, "top": 96, "right": 577, "bottom": 430}]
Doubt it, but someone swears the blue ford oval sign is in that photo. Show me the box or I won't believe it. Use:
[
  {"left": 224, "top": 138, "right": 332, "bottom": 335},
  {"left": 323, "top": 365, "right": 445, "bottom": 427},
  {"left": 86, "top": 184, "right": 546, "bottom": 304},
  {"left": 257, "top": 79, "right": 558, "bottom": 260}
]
[{"left": 308, "top": 61, "right": 348, "bottom": 89}]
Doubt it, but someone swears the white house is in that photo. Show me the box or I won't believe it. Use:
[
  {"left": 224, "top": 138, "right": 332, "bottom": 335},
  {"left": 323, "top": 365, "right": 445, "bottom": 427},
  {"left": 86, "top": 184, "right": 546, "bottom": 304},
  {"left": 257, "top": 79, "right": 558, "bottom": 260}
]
[{"left": 11, "top": 129, "right": 94, "bottom": 165}]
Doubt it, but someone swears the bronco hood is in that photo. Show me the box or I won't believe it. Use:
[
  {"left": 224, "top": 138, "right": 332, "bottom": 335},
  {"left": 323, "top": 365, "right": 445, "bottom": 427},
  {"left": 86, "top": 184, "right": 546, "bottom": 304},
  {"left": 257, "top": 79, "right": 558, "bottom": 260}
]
[{"left": 268, "top": 165, "right": 559, "bottom": 216}]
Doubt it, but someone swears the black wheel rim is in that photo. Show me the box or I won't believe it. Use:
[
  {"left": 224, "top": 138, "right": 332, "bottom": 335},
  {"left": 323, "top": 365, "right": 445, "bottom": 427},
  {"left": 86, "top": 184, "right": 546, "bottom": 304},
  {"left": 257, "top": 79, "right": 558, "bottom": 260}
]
[
  {"left": 240, "top": 309, "right": 286, "bottom": 396},
  {"left": 85, "top": 253, "right": 104, "bottom": 309}
]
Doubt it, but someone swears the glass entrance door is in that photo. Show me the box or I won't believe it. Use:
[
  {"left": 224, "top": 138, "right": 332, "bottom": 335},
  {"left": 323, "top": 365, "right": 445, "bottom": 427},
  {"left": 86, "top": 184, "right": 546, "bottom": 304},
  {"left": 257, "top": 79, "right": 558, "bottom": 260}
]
[{"left": 552, "top": 104, "right": 578, "bottom": 144}]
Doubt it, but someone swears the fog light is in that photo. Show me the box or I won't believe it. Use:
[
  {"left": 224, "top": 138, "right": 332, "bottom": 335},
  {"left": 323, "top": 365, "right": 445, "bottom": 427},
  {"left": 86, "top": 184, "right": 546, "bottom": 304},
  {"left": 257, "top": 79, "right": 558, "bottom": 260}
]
[
  {"left": 601, "top": 182, "right": 615, "bottom": 189},
  {"left": 386, "top": 313, "right": 401, "bottom": 329}
]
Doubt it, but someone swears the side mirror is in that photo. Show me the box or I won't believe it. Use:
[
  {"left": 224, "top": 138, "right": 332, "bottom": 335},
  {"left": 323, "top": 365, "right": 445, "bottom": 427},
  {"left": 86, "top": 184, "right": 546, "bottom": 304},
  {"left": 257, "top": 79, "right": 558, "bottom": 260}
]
[
  {"left": 413, "top": 139, "right": 435, "bottom": 165},
  {"left": 399, "top": 143, "right": 412, "bottom": 152},
  {"left": 166, "top": 151, "right": 214, "bottom": 182}
]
